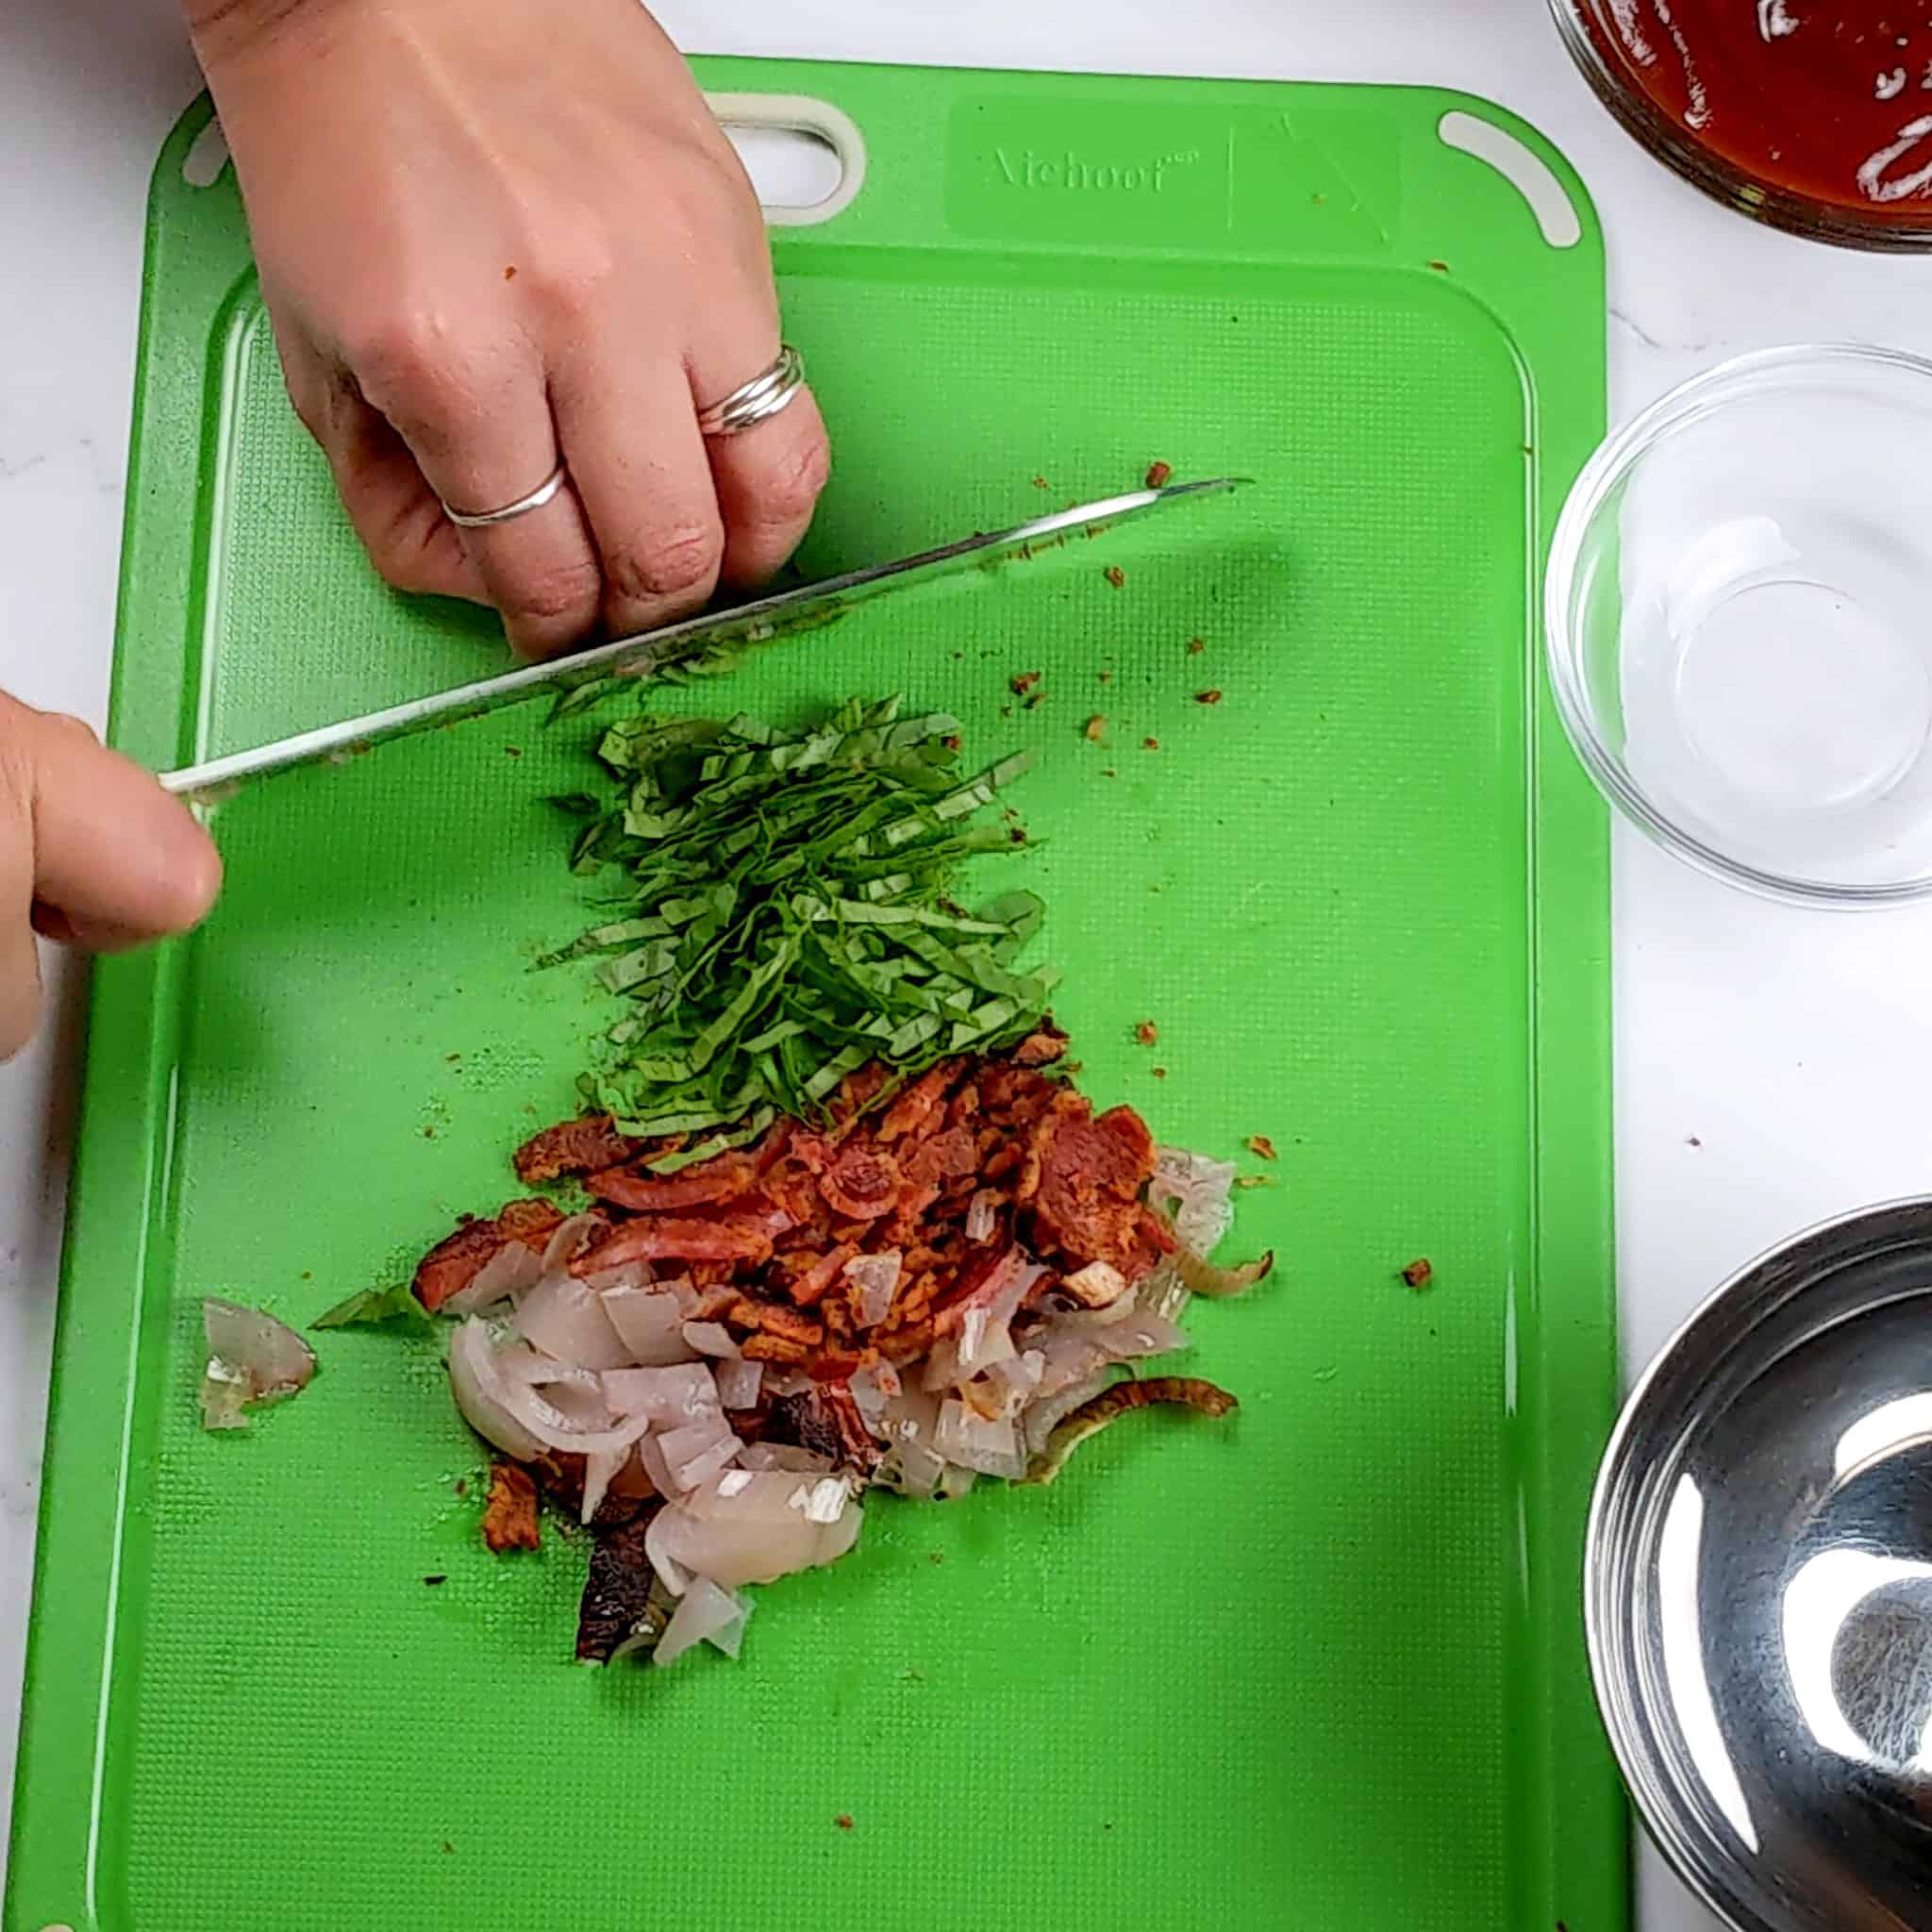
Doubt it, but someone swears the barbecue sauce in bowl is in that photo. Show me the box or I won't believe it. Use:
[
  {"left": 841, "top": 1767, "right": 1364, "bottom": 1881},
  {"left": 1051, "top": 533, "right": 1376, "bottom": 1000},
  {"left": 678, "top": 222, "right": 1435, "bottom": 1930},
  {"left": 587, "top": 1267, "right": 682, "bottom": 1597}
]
[{"left": 1560, "top": 0, "right": 1932, "bottom": 242}]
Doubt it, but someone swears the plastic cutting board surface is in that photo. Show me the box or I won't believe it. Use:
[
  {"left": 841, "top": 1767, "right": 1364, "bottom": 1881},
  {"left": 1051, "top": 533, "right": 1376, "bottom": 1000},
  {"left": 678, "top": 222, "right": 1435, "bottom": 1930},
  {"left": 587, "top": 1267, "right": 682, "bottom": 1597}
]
[{"left": 7, "top": 58, "right": 1620, "bottom": 1932}]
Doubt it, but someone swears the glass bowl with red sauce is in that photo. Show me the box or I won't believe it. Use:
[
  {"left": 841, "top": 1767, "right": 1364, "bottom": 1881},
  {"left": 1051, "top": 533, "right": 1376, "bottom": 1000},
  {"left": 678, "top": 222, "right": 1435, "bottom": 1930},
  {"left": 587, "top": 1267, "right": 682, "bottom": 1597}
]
[{"left": 1553, "top": 0, "right": 1932, "bottom": 245}]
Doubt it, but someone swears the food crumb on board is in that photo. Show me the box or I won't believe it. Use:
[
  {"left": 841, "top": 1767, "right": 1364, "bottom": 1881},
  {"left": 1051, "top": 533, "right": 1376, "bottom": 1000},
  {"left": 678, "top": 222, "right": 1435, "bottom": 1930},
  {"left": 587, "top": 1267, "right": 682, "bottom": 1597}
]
[
  {"left": 1135, "top": 1021, "right": 1158, "bottom": 1046},
  {"left": 442, "top": 1840, "right": 456, "bottom": 1854},
  {"left": 1085, "top": 714, "right": 1107, "bottom": 742},
  {"left": 1097, "top": 669, "right": 1113, "bottom": 684},
  {"left": 299, "top": 1270, "right": 312, "bottom": 1280},
  {"left": 1032, "top": 475, "right": 1050, "bottom": 490},
  {"left": 1152, "top": 1065, "right": 1168, "bottom": 1080},
  {"left": 1101, "top": 767, "right": 1117, "bottom": 777},
  {"left": 1235, "top": 1174, "right": 1275, "bottom": 1190},
  {"left": 1187, "top": 637, "right": 1205, "bottom": 655},
  {"left": 1246, "top": 1134, "right": 1278, "bottom": 1160},
  {"left": 928, "top": 1550, "right": 946, "bottom": 1564},
  {"left": 424, "top": 1574, "right": 447, "bottom": 1587},
  {"left": 453, "top": 1476, "right": 468, "bottom": 1497},
  {"left": 445, "top": 1051, "right": 461, "bottom": 1062},
  {"left": 1104, "top": 565, "right": 1125, "bottom": 589},
  {"left": 1427, "top": 258, "right": 1449, "bottom": 273},
  {"left": 423, "top": 1126, "right": 436, "bottom": 1139},
  {"left": 1401, "top": 1257, "right": 1434, "bottom": 1291},
  {"left": 836, "top": 1814, "right": 856, "bottom": 1832},
  {"left": 1195, "top": 689, "right": 1224, "bottom": 705},
  {"left": 1024, "top": 691, "right": 1045, "bottom": 710},
  {"left": 1145, "top": 459, "right": 1173, "bottom": 488},
  {"left": 1011, "top": 671, "right": 1041, "bottom": 695},
  {"left": 504, "top": 745, "right": 523, "bottom": 758},
  {"left": 482, "top": 1461, "right": 541, "bottom": 1552}
]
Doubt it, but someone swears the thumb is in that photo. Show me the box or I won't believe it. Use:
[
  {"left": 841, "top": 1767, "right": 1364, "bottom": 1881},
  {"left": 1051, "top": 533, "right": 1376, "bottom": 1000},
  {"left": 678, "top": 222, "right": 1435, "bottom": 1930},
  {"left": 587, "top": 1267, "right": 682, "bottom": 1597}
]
[{"left": 3, "top": 694, "right": 223, "bottom": 954}]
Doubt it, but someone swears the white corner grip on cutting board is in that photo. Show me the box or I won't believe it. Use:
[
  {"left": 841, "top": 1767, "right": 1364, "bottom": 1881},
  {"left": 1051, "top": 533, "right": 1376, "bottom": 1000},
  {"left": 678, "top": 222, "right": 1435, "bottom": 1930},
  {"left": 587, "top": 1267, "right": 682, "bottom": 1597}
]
[{"left": 706, "top": 92, "right": 869, "bottom": 226}]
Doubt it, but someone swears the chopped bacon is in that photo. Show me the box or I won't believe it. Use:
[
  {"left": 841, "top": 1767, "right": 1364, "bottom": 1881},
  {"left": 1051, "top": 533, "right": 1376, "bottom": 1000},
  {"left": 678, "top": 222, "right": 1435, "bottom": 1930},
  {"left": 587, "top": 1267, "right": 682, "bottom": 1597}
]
[
  {"left": 1027, "top": 1103, "right": 1158, "bottom": 1274},
  {"left": 413, "top": 1197, "right": 565, "bottom": 1311},
  {"left": 586, "top": 1151, "right": 757, "bottom": 1212},
  {"left": 788, "top": 1242, "right": 858, "bottom": 1307},
  {"left": 513, "top": 1115, "right": 640, "bottom": 1185},
  {"left": 482, "top": 1462, "right": 541, "bottom": 1552},
  {"left": 876, "top": 1061, "right": 959, "bottom": 1143},
  {"left": 425, "top": 1035, "right": 1185, "bottom": 1390},
  {"left": 571, "top": 1213, "right": 777, "bottom": 1274},
  {"left": 819, "top": 1144, "right": 900, "bottom": 1221},
  {"left": 1011, "top": 1026, "right": 1068, "bottom": 1067}
]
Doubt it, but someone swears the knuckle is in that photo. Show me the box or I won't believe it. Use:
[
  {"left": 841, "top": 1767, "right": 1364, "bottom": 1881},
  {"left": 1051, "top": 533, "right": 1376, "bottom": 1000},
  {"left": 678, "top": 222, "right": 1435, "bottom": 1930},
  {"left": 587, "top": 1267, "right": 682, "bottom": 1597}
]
[
  {"left": 343, "top": 308, "right": 467, "bottom": 417},
  {"left": 504, "top": 554, "right": 604, "bottom": 629},
  {"left": 758, "top": 428, "right": 832, "bottom": 526},
  {"left": 608, "top": 520, "right": 724, "bottom": 607},
  {"left": 525, "top": 221, "right": 620, "bottom": 311}
]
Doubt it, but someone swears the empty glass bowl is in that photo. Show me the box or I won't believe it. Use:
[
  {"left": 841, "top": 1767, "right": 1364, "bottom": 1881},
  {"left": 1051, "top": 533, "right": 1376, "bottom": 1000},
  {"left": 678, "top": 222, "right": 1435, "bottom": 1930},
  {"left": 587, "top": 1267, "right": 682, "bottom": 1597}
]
[{"left": 1545, "top": 343, "right": 1932, "bottom": 907}]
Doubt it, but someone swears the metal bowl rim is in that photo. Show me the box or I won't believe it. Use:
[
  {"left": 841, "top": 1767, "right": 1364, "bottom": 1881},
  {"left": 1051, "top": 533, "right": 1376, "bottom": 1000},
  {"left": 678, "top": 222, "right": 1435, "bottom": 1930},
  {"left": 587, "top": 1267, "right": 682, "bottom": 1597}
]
[{"left": 1584, "top": 1192, "right": 1932, "bottom": 1932}]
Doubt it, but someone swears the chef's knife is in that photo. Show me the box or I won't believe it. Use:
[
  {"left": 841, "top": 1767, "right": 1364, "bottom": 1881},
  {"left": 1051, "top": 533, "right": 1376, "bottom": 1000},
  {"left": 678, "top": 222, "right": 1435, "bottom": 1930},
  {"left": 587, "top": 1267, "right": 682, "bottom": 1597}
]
[{"left": 158, "top": 475, "right": 1246, "bottom": 801}]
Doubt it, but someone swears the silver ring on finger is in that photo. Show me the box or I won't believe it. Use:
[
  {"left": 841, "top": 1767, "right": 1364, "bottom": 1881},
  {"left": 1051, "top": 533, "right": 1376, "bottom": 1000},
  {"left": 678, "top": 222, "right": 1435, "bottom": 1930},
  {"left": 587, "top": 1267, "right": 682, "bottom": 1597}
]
[
  {"left": 440, "top": 460, "right": 569, "bottom": 528},
  {"left": 696, "top": 343, "right": 806, "bottom": 438}
]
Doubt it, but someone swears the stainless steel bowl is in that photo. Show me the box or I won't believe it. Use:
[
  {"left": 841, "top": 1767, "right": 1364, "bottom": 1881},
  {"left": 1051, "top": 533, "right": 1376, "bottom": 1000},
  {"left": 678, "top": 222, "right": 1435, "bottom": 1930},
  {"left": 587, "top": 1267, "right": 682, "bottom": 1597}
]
[{"left": 1589, "top": 1200, "right": 1932, "bottom": 1930}]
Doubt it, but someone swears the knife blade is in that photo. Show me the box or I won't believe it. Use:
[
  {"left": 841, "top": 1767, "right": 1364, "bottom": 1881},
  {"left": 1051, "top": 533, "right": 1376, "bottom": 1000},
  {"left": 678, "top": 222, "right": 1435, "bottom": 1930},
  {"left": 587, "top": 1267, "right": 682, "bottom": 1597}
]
[{"left": 158, "top": 475, "right": 1247, "bottom": 800}]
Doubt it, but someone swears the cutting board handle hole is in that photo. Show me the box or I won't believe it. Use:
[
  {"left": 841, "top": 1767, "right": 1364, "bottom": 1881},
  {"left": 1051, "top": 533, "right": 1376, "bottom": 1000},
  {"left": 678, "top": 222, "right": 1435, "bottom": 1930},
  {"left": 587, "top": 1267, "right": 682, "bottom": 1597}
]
[
  {"left": 181, "top": 116, "right": 231, "bottom": 189},
  {"left": 707, "top": 93, "right": 868, "bottom": 226},
  {"left": 1437, "top": 110, "right": 1581, "bottom": 249}
]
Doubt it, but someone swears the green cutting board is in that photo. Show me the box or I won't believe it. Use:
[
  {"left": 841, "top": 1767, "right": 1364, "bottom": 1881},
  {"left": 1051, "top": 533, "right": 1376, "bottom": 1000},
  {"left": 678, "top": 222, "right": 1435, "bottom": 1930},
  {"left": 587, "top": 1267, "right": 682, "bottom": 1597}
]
[{"left": 6, "top": 59, "right": 1619, "bottom": 1932}]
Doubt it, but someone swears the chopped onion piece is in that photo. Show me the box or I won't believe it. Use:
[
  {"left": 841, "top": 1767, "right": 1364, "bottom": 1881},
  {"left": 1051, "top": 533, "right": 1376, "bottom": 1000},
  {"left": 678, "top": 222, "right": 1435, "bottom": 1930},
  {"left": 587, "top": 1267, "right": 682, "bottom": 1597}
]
[
  {"left": 713, "top": 1357, "right": 763, "bottom": 1409},
  {"left": 514, "top": 1272, "right": 634, "bottom": 1371},
  {"left": 934, "top": 1462, "right": 978, "bottom": 1501},
  {"left": 649, "top": 1477, "right": 864, "bottom": 1587},
  {"left": 1024, "top": 1375, "right": 1239, "bottom": 1485},
  {"left": 644, "top": 1504, "right": 692, "bottom": 1595},
  {"left": 964, "top": 1189, "right": 1001, "bottom": 1243},
  {"left": 1103, "top": 1311, "right": 1192, "bottom": 1359},
  {"left": 842, "top": 1251, "right": 902, "bottom": 1328},
  {"left": 600, "top": 1286, "right": 694, "bottom": 1365},
  {"left": 1041, "top": 1286, "right": 1141, "bottom": 1331},
  {"left": 1139, "top": 1261, "right": 1191, "bottom": 1326},
  {"left": 442, "top": 1240, "right": 543, "bottom": 1315},
  {"left": 498, "top": 1377, "right": 655, "bottom": 1457},
  {"left": 655, "top": 1575, "right": 752, "bottom": 1667},
  {"left": 605, "top": 1362, "right": 722, "bottom": 1427},
  {"left": 681, "top": 1320, "right": 740, "bottom": 1357},
  {"left": 659, "top": 1419, "right": 741, "bottom": 1492},
  {"left": 448, "top": 1320, "right": 546, "bottom": 1459},
  {"left": 1150, "top": 1146, "right": 1237, "bottom": 1253},
  {"left": 955, "top": 1251, "right": 1046, "bottom": 1378},
  {"left": 737, "top": 1441, "right": 832, "bottom": 1474},
  {"left": 540, "top": 1210, "right": 607, "bottom": 1275},
  {"left": 933, "top": 1399, "right": 1025, "bottom": 1479},
  {"left": 197, "top": 1357, "right": 252, "bottom": 1432},
  {"left": 201, "top": 1299, "right": 317, "bottom": 1414},
  {"left": 974, "top": 1351, "right": 1045, "bottom": 1419},
  {"left": 581, "top": 1442, "right": 634, "bottom": 1524}
]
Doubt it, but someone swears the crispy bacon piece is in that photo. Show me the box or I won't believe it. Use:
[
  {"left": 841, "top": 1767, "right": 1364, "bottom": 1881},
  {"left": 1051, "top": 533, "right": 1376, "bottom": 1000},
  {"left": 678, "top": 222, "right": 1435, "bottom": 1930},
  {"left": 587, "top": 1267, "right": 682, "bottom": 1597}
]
[
  {"left": 513, "top": 1114, "right": 640, "bottom": 1185},
  {"left": 819, "top": 1144, "right": 900, "bottom": 1222},
  {"left": 586, "top": 1151, "right": 757, "bottom": 1212},
  {"left": 571, "top": 1213, "right": 777, "bottom": 1274},
  {"left": 413, "top": 1197, "right": 565, "bottom": 1311},
  {"left": 482, "top": 1462, "right": 541, "bottom": 1552},
  {"left": 1027, "top": 1103, "right": 1158, "bottom": 1274},
  {"left": 876, "top": 1061, "right": 959, "bottom": 1143}
]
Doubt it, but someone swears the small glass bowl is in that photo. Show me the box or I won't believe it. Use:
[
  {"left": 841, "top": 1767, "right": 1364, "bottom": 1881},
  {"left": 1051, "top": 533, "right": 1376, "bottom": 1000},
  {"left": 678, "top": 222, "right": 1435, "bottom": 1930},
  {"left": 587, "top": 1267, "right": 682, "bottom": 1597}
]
[
  {"left": 1546, "top": 344, "right": 1932, "bottom": 908},
  {"left": 1550, "top": 0, "right": 1932, "bottom": 250}
]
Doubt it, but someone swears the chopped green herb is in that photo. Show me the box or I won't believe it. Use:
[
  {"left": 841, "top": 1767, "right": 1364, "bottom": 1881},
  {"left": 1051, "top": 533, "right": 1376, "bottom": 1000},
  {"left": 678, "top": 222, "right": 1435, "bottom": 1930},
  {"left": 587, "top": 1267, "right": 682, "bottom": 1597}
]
[
  {"left": 550, "top": 697, "right": 1057, "bottom": 1149},
  {"left": 310, "top": 1281, "right": 426, "bottom": 1330}
]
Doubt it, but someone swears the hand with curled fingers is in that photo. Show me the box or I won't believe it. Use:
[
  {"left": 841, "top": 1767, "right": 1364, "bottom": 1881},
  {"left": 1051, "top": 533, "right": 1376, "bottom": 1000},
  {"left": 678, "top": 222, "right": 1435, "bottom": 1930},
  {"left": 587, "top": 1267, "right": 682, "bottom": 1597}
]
[
  {"left": 184, "top": 0, "right": 832, "bottom": 658},
  {"left": 0, "top": 694, "right": 223, "bottom": 1063}
]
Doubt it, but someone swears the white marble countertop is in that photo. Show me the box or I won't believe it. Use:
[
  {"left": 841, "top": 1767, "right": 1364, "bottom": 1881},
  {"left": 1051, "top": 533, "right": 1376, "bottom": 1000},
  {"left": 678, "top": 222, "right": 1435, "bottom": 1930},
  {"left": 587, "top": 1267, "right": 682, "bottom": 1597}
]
[{"left": 6, "top": 2, "right": 1932, "bottom": 1926}]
